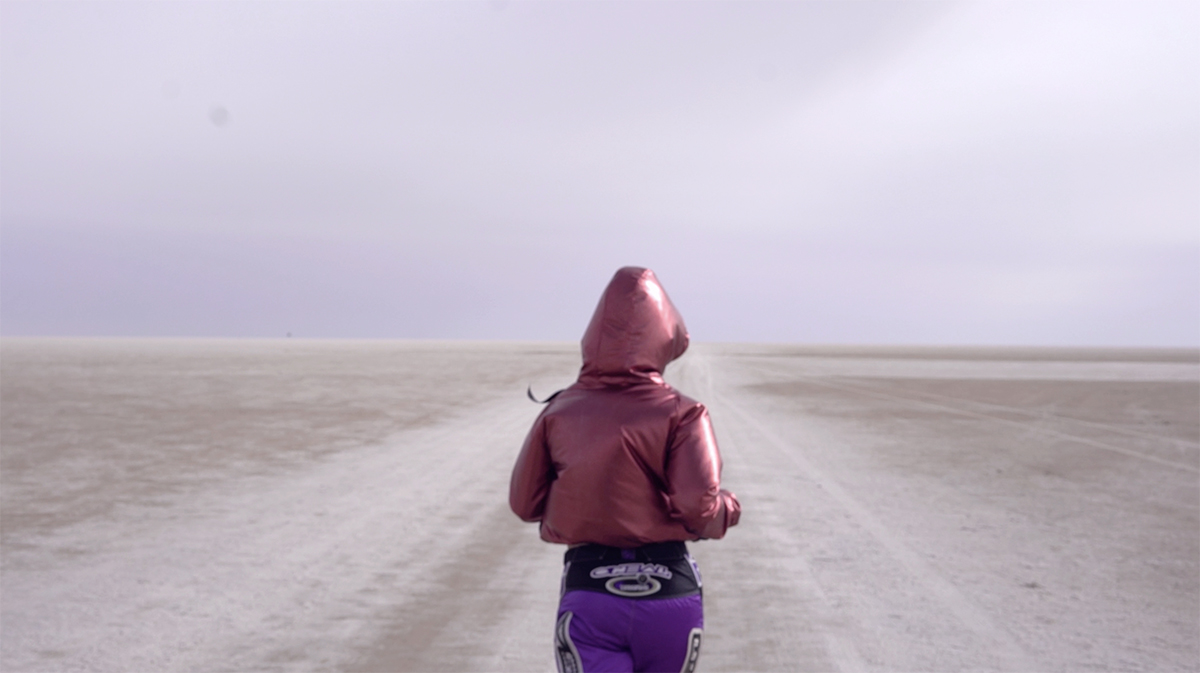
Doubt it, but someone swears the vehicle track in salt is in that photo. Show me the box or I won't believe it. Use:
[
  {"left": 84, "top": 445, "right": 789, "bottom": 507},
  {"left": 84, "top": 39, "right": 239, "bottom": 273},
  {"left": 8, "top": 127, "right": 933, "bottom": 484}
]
[
  {"left": 5, "top": 341, "right": 1195, "bottom": 672},
  {"left": 1, "top": 377, "right": 564, "bottom": 673},
  {"left": 674, "top": 347, "right": 1198, "bottom": 672},
  {"left": 786, "top": 375, "right": 1198, "bottom": 474},
  {"left": 672, "top": 352, "right": 1038, "bottom": 672}
]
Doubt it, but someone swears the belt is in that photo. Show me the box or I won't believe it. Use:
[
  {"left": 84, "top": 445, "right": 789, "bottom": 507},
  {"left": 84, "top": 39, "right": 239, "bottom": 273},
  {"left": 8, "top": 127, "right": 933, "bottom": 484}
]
[{"left": 561, "top": 542, "right": 701, "bottom": 599}]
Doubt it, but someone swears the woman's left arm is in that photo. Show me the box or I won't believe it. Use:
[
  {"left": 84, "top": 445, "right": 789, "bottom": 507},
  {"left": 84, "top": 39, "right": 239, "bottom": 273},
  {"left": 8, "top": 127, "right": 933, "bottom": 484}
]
[{"left": 509, "top": 412, "right": 554, "bottom": 522}]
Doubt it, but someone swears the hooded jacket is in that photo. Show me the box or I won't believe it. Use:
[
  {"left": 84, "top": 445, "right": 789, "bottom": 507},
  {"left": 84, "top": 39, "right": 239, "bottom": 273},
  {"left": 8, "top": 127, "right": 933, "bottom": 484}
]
[{"left": 509, "top": 267, "right": 741, "bottom": 547}]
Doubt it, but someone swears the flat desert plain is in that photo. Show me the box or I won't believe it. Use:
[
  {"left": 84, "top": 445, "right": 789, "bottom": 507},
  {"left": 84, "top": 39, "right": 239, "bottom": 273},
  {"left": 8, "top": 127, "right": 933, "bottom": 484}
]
[{"left": 1, "top": 339, "right": 1197, "bottom": 672}]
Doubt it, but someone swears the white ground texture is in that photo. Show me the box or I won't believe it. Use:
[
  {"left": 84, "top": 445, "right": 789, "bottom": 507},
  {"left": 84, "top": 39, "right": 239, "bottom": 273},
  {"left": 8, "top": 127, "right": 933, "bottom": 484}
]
[{"left": 1, "top": 339, "right": 1197, "bottom": 672}]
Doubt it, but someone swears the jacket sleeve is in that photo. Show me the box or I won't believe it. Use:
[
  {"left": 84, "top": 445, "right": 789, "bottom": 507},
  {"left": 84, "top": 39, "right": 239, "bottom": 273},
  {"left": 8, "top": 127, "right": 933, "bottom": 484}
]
[
  {"left": 509, "top": 411, "right": 554, "bottom": 522},
  {"left": 665, "top": 403, "right": 741, "bottom": 539}
]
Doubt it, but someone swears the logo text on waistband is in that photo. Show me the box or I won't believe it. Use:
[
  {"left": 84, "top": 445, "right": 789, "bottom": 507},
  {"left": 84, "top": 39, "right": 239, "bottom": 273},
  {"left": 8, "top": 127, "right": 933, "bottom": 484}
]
[{"left": 588, "top": 563, "right": 673, "bottom": 580}]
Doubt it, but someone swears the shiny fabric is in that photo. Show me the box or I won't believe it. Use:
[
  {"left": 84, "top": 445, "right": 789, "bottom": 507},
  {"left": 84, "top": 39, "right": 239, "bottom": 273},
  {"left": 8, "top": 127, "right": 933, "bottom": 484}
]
[{"left": 510, "top": 266, "right": 740, "bottom": 547}]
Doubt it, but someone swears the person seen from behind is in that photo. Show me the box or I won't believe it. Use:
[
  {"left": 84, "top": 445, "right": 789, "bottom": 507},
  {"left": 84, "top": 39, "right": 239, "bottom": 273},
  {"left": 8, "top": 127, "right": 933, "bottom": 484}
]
[{"left": 510, "top": 266, "right": 741, "bottom": 673}]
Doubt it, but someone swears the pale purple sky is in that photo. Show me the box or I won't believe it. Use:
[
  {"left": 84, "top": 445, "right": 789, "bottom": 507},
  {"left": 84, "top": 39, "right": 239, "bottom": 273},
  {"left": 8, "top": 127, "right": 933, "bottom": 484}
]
[{"left": 2, "top": 1, "right": 1196, "bottom": 346}]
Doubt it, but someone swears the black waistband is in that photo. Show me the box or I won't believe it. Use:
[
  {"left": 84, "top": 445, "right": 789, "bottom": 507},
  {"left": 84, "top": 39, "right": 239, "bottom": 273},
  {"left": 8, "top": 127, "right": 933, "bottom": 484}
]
[
  {"left": 563, "top": 541, "right": 690, "bottom": 564},
  {"left": 561, "top": 541, "right": 700, "bottom": 600}
]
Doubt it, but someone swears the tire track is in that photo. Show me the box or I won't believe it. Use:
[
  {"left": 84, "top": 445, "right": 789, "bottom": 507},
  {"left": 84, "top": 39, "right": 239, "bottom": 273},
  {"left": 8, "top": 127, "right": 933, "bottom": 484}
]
[
  {"left": 670, "top": 353, "right": 869, "bottom": 673},
  {"left": 1, "top": 391, "right": 544, "bottom": 673},
  {"left": 788, "top": 376, "right": 1199, "bottom": 475},
  {"left": 849, "top": 381, "right": 1199, "bottom": 451},
  {"left": 671, "top": 349, "right": 1037, "bottom": 672},
  {"left": 713, "top": 389, "right": 1037, "bottom": 672},
  {"left": 344, "top": 397, "right": 563, "bottom": 673}
]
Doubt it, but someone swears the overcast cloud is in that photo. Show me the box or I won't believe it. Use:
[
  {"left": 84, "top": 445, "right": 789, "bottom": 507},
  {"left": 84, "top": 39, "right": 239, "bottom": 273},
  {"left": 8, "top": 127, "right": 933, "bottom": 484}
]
[{"left": 1, "top": 1, "right": 1196, "bottom": 345}]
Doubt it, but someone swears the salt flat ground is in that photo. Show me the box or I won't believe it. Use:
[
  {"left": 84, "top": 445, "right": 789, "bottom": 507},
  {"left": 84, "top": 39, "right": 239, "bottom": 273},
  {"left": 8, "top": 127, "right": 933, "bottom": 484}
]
[{"left": 1, "top": 339, "right": 1196, "bottom": 673}]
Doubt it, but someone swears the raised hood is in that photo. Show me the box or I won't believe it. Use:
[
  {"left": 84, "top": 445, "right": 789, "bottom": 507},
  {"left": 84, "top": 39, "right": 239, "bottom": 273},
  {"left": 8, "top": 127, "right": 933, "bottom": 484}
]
[{"left": 579, "top": 267, "right": 689, "bottom": 385}]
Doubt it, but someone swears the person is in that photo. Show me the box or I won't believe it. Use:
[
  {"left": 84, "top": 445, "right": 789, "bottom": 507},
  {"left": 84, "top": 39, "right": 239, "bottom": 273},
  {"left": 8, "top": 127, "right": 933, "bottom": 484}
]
[{"left": 510, "top": 266, "right": 741, "bottom": 673}]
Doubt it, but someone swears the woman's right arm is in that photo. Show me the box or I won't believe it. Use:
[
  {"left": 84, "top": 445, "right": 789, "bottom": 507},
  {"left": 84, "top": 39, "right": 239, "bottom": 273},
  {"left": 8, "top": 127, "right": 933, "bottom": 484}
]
[{"left": 665, "top": 402, "right": 741, "bottom": 539}]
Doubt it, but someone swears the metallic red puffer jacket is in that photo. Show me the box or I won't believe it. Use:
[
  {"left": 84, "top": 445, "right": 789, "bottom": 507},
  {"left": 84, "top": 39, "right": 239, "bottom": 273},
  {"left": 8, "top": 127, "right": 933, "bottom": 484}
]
[{"left": 510, "top": 267, "right": 740, "bottom": 547}]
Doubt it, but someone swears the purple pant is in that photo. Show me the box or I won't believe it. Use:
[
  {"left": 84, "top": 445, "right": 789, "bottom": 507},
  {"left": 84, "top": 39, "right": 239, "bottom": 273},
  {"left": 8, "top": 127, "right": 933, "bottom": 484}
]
[{"left": 555, "top": 590, "right": 703, "bottom": 673}]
